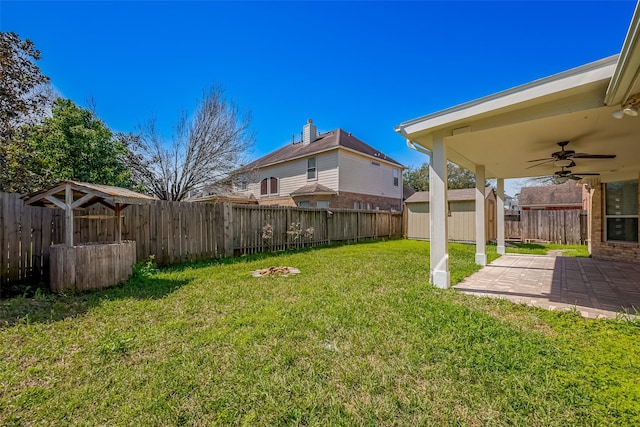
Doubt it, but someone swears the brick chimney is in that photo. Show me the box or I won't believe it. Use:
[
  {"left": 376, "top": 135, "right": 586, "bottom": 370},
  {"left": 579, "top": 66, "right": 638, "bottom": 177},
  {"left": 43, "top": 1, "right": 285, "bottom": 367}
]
[{"left": 303, "top": 119, "right": 317, "bottom": 145}]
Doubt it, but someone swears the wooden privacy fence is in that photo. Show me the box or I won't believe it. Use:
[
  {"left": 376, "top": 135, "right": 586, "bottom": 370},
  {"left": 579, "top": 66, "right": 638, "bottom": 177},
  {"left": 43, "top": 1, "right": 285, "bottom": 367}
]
[
  {"left": 0, "top": 192, "right": 63, "bottom": 291},
  {"left": 505, "top": 209, "right": 588, "bottom": 245},
  {"left": 1, "top": 191, "right": 403, "bottom": 290}
]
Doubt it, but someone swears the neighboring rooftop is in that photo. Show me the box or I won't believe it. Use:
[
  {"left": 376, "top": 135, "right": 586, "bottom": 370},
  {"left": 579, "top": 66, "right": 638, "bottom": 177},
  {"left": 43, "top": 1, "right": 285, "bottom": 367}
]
[
  {"left": 518, "top": 181, "right": 583, "bottom": 207},
  {"left": 243, "top": 127, "right": 404, "bottom": 170},
  {"left": 290, "top": 183, "right": 336, "bottom": 196},
  {"left": 405, "top": 187, "right": 494, "bottom": 204}
]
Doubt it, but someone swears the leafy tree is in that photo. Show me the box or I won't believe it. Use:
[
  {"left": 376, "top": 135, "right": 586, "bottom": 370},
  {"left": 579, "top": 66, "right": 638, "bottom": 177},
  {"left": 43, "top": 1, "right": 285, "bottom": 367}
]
[
  {"left": 128, "top": 84, "right": 254, "bottom": 201},
  {"left": 447, "top": 162, "right": 477, "bottom": 189},
  {"left": 0, "top": 32, "right": 52, "bottom": 140},
  {"left": 3, "top": 98, "right": 132, "bottom": 193},
  {"left": 403, "top": 161, "right": 480, "bottom": 192},
  {"left": 403, "top": 163, "right": 429, "bottom": 191},
  {"left": 0, "top": 32, "right": 53, "bottom": 191}
]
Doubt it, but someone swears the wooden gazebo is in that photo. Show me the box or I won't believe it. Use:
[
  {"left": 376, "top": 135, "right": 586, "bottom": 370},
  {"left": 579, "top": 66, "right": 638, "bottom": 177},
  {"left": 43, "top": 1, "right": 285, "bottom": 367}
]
[{"left": 24, "top": 181, "right": 157, "bottom": 292}]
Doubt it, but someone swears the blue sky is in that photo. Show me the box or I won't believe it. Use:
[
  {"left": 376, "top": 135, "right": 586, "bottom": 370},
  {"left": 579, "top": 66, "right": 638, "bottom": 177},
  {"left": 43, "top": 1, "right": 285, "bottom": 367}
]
[{"left": 1, "top": 1, "right": 637, "bottom": 195}]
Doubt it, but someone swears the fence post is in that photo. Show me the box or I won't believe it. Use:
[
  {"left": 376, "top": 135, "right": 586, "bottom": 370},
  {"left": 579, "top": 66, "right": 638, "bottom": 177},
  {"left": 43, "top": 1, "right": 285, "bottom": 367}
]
[{"left": 222, "top": 203, "right": 233, "bottom": 257}]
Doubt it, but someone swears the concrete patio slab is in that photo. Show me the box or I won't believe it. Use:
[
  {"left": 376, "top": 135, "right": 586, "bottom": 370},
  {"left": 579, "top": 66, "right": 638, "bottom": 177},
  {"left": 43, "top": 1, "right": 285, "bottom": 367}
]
[{"left": 454, "top": 254, "right": 640, "bottom": 318}]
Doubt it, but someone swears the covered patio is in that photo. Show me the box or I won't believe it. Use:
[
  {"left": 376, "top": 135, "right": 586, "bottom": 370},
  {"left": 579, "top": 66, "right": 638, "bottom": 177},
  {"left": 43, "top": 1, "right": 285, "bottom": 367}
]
[
  {"left": 455, "top": 254, "right": 640, "bottom": 318},
  {"left": 396, "top": 3, "right": 640, "bottom": 315}
]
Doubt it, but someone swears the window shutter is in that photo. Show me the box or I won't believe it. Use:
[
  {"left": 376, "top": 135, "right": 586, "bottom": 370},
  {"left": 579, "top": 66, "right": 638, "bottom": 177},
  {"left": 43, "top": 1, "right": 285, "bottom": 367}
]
[
  {"left": 261, "top": 179, "right": 268, "bottom": 195},
  {"left": 270, "top": 177, "right": 278, "bottom": 194}
]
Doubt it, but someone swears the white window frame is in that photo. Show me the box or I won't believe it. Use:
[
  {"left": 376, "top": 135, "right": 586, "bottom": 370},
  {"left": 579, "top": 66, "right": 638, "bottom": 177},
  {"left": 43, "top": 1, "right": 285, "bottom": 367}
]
[
  {"left": 307, "top": 157, "right": 317, "bottom": 181},
  {"left": 604, "top": 180, "right": 638, "bottom": 243}
]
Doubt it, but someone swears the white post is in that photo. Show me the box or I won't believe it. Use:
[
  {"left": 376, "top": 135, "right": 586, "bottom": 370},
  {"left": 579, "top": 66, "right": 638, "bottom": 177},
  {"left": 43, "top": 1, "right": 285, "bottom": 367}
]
[
  {"left": 475, "top": 164, "right": 486, "bottom": 266},
  {"left": 430, "top": 135, "right": 450, "bottom": 288},
  {"left": 497, "top": 178, "right": 506, "bottom": 255}
]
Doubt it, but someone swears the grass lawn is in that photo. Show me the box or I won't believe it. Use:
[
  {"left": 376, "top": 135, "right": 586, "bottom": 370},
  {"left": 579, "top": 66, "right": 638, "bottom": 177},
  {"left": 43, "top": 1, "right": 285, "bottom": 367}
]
[
  {"left": 507, "top": 242, "right": 590, "bottom": 257},
  {"left": 1, "top": 240, "right": 638, "bottom": 425}
]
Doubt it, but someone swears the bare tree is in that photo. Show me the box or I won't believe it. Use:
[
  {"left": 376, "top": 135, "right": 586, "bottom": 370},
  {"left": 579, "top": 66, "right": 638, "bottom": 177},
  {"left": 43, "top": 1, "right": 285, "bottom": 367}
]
[{"left": 127, "top": 84, "right": 255, "bottom": 201}]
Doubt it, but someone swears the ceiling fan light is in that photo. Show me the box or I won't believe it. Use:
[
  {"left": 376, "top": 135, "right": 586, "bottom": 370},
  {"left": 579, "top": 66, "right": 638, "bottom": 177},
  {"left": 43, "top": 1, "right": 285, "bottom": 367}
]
[
  {"left": 623, "top": 106, "right": 639, "bottom": 117},
  {"left": 554, "top": 159, "right": 573, "bottom": 167},
  {"left": 612, "top": 110, "right": 625, "bottom": 119}
]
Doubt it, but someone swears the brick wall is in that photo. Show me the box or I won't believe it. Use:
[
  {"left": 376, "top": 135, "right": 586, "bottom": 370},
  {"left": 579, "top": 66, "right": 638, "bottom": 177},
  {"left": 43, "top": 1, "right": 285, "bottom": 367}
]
[
  {"left": 590, "top": 180, "right": 640, "bottom": 263},
  {"left": 332, "top": 191, "right": 402, "bottom": 211}
]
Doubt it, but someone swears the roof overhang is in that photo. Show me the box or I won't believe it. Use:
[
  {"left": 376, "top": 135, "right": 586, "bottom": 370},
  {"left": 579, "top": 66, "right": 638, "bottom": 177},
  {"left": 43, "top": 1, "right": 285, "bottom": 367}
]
[
  {"left": 397, "top": 4, "right": 640, "bottom": 184},
  {"left": 605, "top": 2, "right": 640, "bottom": 106},
  {"left": 24, "top": 180, "right": 156, "bottom": 209},
  {"left": 396, "top": 57, "right": 640, "bottom": 182}
]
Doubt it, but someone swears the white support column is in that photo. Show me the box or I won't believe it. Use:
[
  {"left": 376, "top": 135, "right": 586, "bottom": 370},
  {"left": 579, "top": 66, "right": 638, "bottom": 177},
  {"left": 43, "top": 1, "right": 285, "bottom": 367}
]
[
  {"left": 497, "top": 178, "right": 505, "bottom": 255},
  {"left": 475, "top": 164, "right": 486, "bottom": 266},
  {"left": 430, "top": 135, "right": 450, "bottom": 288}
]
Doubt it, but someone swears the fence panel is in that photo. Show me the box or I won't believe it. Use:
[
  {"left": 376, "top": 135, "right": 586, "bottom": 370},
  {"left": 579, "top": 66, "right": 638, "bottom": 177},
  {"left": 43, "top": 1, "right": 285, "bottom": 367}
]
[
  {"left": 508, "top": 209, "right": 587, "bottom": 245},
  {"left": 2, "top": 191, "right": 403, "bottom": 288},
  {"left": 0, "top": 192, "right": 63, "bottom": 294}
]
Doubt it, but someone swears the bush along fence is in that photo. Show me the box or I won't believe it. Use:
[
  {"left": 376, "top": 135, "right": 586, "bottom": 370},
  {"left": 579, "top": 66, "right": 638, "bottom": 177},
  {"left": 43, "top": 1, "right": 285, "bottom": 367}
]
[{"left": 0, "top": 191, "right": 403, "bottom": 291}]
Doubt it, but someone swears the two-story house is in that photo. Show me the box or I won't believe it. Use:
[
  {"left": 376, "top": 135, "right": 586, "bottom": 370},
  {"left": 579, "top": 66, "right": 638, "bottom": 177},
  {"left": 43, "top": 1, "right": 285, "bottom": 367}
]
[{"left": 237, "top": 120, "right": 405, "bottom": 210}]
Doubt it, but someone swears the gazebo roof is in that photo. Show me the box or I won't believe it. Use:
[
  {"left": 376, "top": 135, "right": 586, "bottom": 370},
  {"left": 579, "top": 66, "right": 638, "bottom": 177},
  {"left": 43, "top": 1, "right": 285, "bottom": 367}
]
[{"left": 24, "top": 180, "right": 156, "bottom": 209}]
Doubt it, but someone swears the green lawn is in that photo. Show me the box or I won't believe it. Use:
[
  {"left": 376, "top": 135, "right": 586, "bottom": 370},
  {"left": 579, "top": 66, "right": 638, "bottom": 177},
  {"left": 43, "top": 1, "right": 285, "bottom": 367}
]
[
  {"left": 507, "top": 242, "right": 590, "bottom": 257},
  {"left": 1, "top": 240, "right": 638, "bottom": 425}
]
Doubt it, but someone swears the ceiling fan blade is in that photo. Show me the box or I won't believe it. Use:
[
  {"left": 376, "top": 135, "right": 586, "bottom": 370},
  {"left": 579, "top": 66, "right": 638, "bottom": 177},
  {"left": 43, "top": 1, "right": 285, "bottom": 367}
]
[
  {"left": 571, "top": 154, "right": 616, "bottom": 159},
  {"left": 526, "top": 157, "right": 554, "bottom": 163},
  {"left": 526, "top": 159, "right": 555, "bottom": 169},
  {"left": 572, "top": 172, "right": 600, "bottom": 176}
]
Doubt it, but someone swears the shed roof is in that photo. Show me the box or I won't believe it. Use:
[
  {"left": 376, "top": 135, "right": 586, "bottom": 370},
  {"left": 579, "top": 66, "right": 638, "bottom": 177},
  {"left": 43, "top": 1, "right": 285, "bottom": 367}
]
[
  {"left": 243, "top": 128, "right": 404, "bottom": 170},
  {"left": 404, "top": 187, "right": 493, "bottom": 204},
  {"left": 518, "top": 182, "right": 583, "bottom": 207},
  {"left": 24, "top": 180, "right": 156, "bottom": 209}
]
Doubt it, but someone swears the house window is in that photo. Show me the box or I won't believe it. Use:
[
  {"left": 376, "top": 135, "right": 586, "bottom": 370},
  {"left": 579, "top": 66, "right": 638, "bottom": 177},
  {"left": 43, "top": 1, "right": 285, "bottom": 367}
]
[
  {"left": 393, "top": 169, "right": 399, "bottom": 187},
  {"left": 605, "top": 180, "right": 638, "bottom": 243},
  {"left": 371, "top": 161, "right": 380, "bottom": 167},
  {"left": 307, "top": 157, "right": 317, "bottom": 180},
  {"left": 298, "top": 201, "right": 311, "bottom": 208},
  {"left": 317, "top": 200, "right": 329, "bottom": 209},
  {"left": 260, "top": 177, "right": 279, "bottom": 196}
]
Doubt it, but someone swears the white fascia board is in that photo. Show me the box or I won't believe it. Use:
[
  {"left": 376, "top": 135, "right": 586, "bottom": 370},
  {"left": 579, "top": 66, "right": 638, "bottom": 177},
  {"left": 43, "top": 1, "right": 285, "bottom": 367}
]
[
  {"left": 605, "top": 3, "right": 640, "bottom": 106},
  {"left": 397, "top": 56, "right": 618, "bottom": 137}
]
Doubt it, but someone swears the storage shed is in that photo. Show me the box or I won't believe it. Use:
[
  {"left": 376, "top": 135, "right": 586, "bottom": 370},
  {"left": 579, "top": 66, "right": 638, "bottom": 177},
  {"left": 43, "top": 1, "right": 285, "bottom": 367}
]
[{"left": 404, "top": 187, "right": 497, "bottom": 242}]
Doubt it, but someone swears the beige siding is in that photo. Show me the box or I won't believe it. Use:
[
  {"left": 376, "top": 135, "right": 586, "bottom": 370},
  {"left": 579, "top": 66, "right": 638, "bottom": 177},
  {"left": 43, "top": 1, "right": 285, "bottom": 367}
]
[
  {"left": 406, "top": 198, "right": 497, "bottom": 242},
  {"left": 243, "top": 151, "right": 339, "bottom": 197},
  {"left": 407, "top": 200, "right": 430, "bottom": 239},
  {"left": 338, "top": 150, "right": 403, "bottom": 198},
  {"left": 448, "top": 201, "right": 476, "bottom": 241}
]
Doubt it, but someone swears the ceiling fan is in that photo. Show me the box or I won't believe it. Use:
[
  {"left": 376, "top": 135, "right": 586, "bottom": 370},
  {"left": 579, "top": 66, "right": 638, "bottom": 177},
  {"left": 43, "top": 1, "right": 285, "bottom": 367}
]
[
  {"left": 554, "top": 166, "right": 600, "bottom": 181},
  {"left": 526, "top": 140, "right": 616, "bottom": 169}
]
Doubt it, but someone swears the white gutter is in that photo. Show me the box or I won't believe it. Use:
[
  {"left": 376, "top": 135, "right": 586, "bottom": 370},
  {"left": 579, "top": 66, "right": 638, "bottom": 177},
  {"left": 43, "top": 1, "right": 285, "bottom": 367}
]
[
  {"left": 405, "top": 139, "right": 432, "bottom": 157},
  {"left": 604, "top": 1, "right": 640, "bottom": 106}
]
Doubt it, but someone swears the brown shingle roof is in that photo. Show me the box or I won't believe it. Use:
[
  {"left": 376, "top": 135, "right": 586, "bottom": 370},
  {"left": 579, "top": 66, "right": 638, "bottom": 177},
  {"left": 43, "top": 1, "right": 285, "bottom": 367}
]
[
  {"left": 243, "top": 129, "right": 403, "bottom": 170},
  {"left": 518, "top": 182, "right": 583, "bottom": 207},
  {"left": 290, "top": 183, "right": 336, "bottom": 196},
  {"left": 404, "top": 187, "right": 493, "bottom": 203}
]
